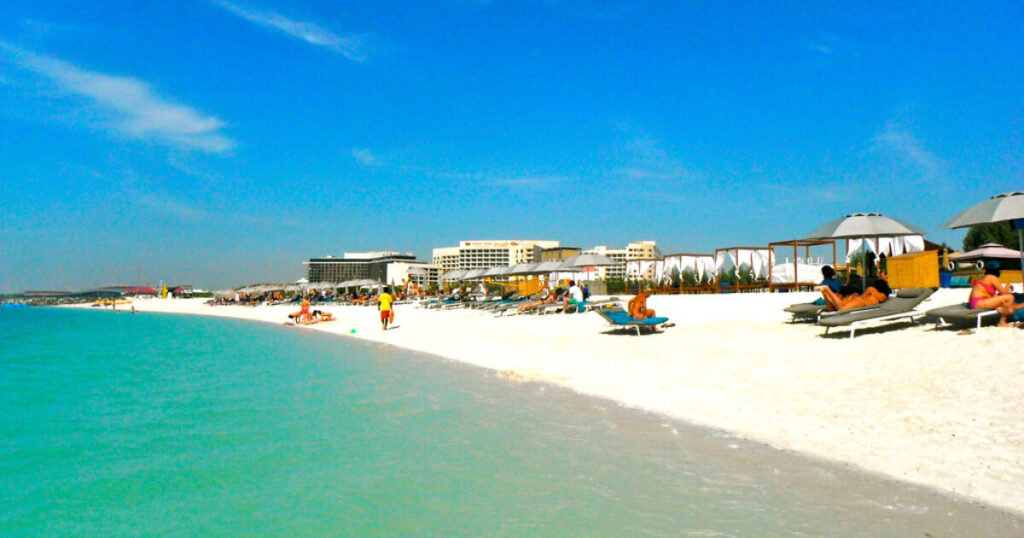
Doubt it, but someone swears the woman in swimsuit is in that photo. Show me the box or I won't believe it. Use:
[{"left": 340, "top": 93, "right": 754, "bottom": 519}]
[
  {"left": 818, "top": 277, "right": 891, "bottom": 312},
  {"left": 627, "top": 290, "right": 656, "bottom": 319},
  {"left": 969, "top": 265, "right": 1023, "bottom": 327},
  {"left": 820, "top": 285, "right": 888, "bottom": 311}
]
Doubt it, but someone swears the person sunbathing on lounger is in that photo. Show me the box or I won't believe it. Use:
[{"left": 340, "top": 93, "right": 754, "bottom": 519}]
[
  {"left": 517, "top": 287, "right": 560, "bottom": 312},
  {"left": 819, "top": 278, "right": 891, "bottom": 311},
  {"left": 970, "top": 263, "right": 1024, "bottom": 327},
  {"left": 627, "top": 290, "right": 656, "bottom": 319}
]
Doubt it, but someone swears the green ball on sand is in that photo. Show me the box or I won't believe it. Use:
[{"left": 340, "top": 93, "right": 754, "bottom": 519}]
[{"left": 350, "top": 329, "right": 356, "bottom": 334}]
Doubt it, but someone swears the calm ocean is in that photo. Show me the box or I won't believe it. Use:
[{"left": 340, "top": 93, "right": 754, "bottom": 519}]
[{"left": 1, "top": 307, "right": 1020, "bottom": 536}]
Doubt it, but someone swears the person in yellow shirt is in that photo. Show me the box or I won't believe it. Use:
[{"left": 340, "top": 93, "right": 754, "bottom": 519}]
[{"left": 378, "top": 290, "right": 394, "bottom": 330}]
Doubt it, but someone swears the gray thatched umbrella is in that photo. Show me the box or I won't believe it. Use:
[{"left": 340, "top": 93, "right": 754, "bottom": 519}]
[
  {"left": 559, "top": 253, "right": 620, "bottom": 269},
  {"left": 439, "top": 269, "right": 467, "bottom": 281},
  {"left": 943, "top": 192, "right": 1024, "bottom": 284},
  {"left": 483, "top": 266, "right": 510, "bottom": 278},
  {"left": 462, "top": 269, "right": 487, "bottom": 280},
  {"left": 559, "top": 253, "right": 620, "bottom": 282},
  {"left": 531, "top": 260, "right": 568, "bottom": 274},
  {"left": 507, "top": 263, "right": 537, "bottom": 276}
]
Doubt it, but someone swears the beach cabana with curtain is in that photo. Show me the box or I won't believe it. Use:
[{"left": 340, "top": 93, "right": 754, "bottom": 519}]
[
  {"left": 623, "top": 258, "right": 666, "bottom": 293},
  {"left": 653, "top": 253, "right": 718, "bottom": 293},
  {"left": 767, "top": 239, "right": 837, "bottom": 291},
  {"left": 714, "top": 247, "right": 774, "bottom": 292}
]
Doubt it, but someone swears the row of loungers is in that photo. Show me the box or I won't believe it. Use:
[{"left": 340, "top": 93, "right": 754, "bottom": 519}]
[{"left": 785, "top": 287, "right": 1006, "bottom": 337}]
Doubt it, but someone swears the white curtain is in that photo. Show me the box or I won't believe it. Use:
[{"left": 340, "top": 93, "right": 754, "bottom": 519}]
[
  {"left": 846, "top": 235, "right": 925, "bottom": 261},
  {"left": 662, "top": 256, "right": 681, "bottom": 281},
  {"left": 682, "top": 255, "right": 716, "bottom": 281},
  {"left": 625, "top": 260, "right": 641, "bottom": 279},
  {"left": 638, "top": 260, "right": 655, "bottom": 280}
]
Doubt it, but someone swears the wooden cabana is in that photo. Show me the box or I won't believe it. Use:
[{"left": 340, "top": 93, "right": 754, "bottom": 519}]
[{"left": 767, "top": 239, "right": 838, "bottom": 292}]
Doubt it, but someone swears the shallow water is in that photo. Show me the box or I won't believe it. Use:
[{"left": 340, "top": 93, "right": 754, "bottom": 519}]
[{"left": 1, "top": 308, "right": 1020, "bottom": 536}]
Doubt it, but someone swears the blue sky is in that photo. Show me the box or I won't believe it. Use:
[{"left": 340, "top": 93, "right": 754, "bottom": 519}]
[{"left": 1, "top": 1, "right": 1021, "bottom": 291}]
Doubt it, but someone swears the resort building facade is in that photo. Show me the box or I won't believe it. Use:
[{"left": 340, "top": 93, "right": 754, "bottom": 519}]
[
  {"left": 386, "top": 261, "right": 442, "bottom": 289},
  {"left": 539, "top": 246, "right": 581, "bottom": 261},
  {"left": 432, "top": 240, "right": 560, "bottom": 271},
  {"left": 305, "top": 251, "right": 418, "bottom": 283},
  {"left": 586, "top": 241, "right": 661, "bottom": 280}
]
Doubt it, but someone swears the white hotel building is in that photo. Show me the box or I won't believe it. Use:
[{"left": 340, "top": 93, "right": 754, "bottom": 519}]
[
  {"left": 432, "top": 240, "right": 561, "bottom": 271},
  {"left": 430, "top": 239, "right": 659, "bottom": 281},
  {"left": 586, "top": 241, "right": 661, "bottom": 280}
]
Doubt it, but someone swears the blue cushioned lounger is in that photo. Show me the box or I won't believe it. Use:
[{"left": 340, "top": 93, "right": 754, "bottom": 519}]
[{"left": 597, "top": 309, "right": 670, "bottom": 335}]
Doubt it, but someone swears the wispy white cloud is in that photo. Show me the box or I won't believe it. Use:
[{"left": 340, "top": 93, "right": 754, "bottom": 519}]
[
  {"left": 430, "top": 168, "right": 568, "bottom": 189},
  {"left": 801, "top": 35, "right": 860, "bottom": 58},
  {"left": 350, "top": 146, "right": 567, "bottom": 189},
  {"left": 873, "top": 120, "right": 944, "bottom": 182},
  {"left": 489, "top": 174, "right": 565, "bottom": 187},
  {"left": 0, "top": 41, "right": 235, "bottom": 153},
  {"left": 612, "top": 128, "right": 695, "bottom": 183},
  {"left": 136, "top": 191, "right": 300, "bottom": 227},
  {"left": 350, "top": 147, "right": 384, "bottom": 166},
  {"left": 137, "top": 192, "right": 213, "bottom": 223},
  {"left": 213, "top": 1, "right": 373, "bottom": 61}
]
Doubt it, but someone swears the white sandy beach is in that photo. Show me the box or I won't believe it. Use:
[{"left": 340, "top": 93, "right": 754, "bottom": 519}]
[{"left": 88, "top": 290, "right": 1024, "bottom": 516}]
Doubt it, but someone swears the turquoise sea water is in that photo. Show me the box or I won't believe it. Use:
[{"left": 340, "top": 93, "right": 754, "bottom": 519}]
[{"left": 1, "top": 308, "right": 1020, "bottom": 536}]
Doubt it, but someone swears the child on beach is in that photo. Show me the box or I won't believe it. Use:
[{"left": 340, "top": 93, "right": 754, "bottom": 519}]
[{"left": 378, "top": 290, "right": 394, "bottom": 330}]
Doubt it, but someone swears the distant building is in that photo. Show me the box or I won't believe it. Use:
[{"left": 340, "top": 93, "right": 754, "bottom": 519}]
[
  {"left": 432, "top": 240, "right": 560, "bottom": 271},
  {"left": 305, "top": 251, "right": 417, "bottom": 283},
  {"left": 586, "top": 241, "right": 661, "bottom": 280},
  {"left": 386, "top": 261, "right": 442, "bottom": 289},
  {"left": 538, "top": 246, "right": 580, "bottom": 262}
]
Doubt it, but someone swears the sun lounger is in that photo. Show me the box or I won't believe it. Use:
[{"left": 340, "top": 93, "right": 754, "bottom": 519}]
[
  {"left": 572, "top": 298, "right": 621, "bottom": 313},
  {"left": 816, "top": 287, "right": 936, "bottom": 338},
  {"left": 783, "top": 301, "right": 826, "bottom": 321},
  {"left": 595, "top": 308, "right": 671, "bottom": 336},
  {"left": 925, "top": 303, "right": 999, "bottom": 329},
  {"left": 526, "top": 297, "right": 620, "bottom": 315}
]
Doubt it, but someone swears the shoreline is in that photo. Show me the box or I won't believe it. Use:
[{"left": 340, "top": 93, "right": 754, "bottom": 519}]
[{"left": 67, "top": 290, "right": 1024, "bottom": 517}]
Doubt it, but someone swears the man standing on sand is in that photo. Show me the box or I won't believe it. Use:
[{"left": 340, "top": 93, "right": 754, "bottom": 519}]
[{"left": 378, "top": 289, "right": 394, "bottom": 330}]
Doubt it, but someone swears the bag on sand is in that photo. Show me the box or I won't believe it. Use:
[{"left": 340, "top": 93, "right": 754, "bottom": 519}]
[{"left": 389, "top": 310, "right": 395, "bottom": 323}]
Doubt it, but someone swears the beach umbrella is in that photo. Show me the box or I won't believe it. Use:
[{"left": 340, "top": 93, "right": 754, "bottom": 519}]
[
  {"left": 507, "top": 263, "right": 536, "bottom": 276},
  {"left": 463, "top": 269, "right": 487, "bottom": 280},
  {"left": 559, "top": 253, "right": 620, "bottom": 269},
  {"left": 950, "top": 243, "right": 1021, "bottom": 262},
  {"left": 559, "top": 253, "right": 620, "bottom": 282},
  {"left": 483, "top": 266, "right": 510, "bottom": 278},
  {"left": 943, "top": 192, "right": 1024, "bottom": 284},
  {"left": 439, "top": 269, "right": 467, "bottom": 281},
  {"left": 805, "top": 212, "right": 927, "bottom": 240},
  {"left": 806, "top": 212, "right": 927, "bottom": 290},
  {"left": 531, "top": 260, "right": 568, "bottom": 274}
]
